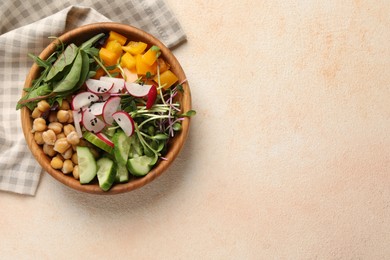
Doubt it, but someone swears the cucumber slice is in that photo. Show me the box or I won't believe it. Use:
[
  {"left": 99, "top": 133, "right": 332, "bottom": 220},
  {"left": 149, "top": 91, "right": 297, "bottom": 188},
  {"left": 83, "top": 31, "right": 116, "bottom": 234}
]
[
  {"left": 83, "top": 131, "right": 113, "bottom": 154},
  {"left": 77, "top": 146, "right": 97, "bottom": 184},
  {"left": 96, "top": 157, "right": 116, "bottom": 191},
  {"left": 115, "top": 163, "right": 129, "bottom": 183},
  {"left": 128, "top": 135, "right": 143, "bottom": 158},
  {"left": 127, "top": 155, "right": 153, "bottom": 176},
  {"left": 113, "top": 130, "right": 131, "bottom": 165}
]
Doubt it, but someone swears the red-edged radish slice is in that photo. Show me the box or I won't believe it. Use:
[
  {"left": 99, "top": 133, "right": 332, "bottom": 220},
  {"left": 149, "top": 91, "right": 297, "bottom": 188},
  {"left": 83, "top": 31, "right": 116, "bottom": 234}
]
[
  {"left": 102, "top": 96, "right": 121, "bottom": 125},
  {"left": 88, "top": 102, "right": 105, "bottom": 116},
  {"left": 146, "top": 85, "right": 157, "bottom": 109},
  {"left": 96, "top": 133, "right": 114, "bottom": 147},
  {"left": 72, "top": 110, "right": 83, "bottom": 138},
  {"left": 85, "top": 78, "right": 113, "bottom": 94},
  {"left": 112, "top": 111, "right": 135, "bottom": 137},
  {"left": 125, "top": 82, "right": 153, "bottom": 97},
  {"left": 100, "top": 76, "right": 125, "bottom": 94},
  {"left": 97, "top": 92, "right": 111, "bottom": 102},
  {"left": 82, "top": 109, "right": 105, "bottom": 134},
  {"left": 71, "top": 91, "right": 99, "bottom": 110}
]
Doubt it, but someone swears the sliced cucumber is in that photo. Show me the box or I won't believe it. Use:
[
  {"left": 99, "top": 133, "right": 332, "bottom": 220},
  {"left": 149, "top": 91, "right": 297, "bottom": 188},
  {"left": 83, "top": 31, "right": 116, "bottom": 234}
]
[
  {"left": 96, "top": 157, "right": 116, "bottom": 191},
  {"left": 115, "top": 163, "right": 129, "bottom": 183},
  {"left": 113, "top": 130, "right": 131, "bottom": 165},
  {"left": 128, "top": 135, "right": 143, "bottom": 158},
  {"left": 77, "top": 146, "right": 97, "bottom": 184},
  {"left": 127, "top": 155, "right": 153, "bottom": 176},
  {"left": 83, "top": 131, "right": 113, "bottom": 154}
]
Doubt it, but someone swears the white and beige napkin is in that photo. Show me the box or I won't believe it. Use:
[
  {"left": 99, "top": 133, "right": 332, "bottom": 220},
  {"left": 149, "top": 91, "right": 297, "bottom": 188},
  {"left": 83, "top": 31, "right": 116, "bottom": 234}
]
[{"left": 0, "top": 0, "right": 186, "bottom": 195}]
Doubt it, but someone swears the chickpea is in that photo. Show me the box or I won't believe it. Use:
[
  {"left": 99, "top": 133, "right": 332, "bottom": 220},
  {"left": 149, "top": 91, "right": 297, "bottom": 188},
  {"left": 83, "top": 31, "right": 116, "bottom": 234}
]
[
  {"left": 34, "top": 131, "right": 44, "bottom": 145},
  {"left": 56, "top": 133, "right": 66, "bottom": 139},
  {"left": 53, "top": 138, "right": 71, "bottom": 154},
  {"left": 37, "top": 100, "right": 50, "bottom": 112},
  {"left": 57, "top": 110, "right": 70, "bottom": 123},
  {"left": 66, "top": 131, "right": 80, "bottom": 145},
  {"left": 48, "top": 111, "right": 58, "bottom": 123},
  {"left": 63, "top": 124, "right": 76, "bottom": 136},
  {"left": 48, "top": 122, "right": 63, "bottom": 135},
  {"left": 50, "top": 156, "right": 63, "bottom": 170},
  {"left": 32, "top": 118, "right": 47, "bottom": 132},
  {"left": 72, "top": 165, "right": 79, "bottom": 180},
  {"left": 71, "top": 152, "right": 78, "bottom": 165},
  {"left": 43, "top": 143, "right": 57, "bottom": 157},
  {"left": 42, "top": 129, "right": 56, "bottom": 145},
  {"left": 62, "top": 147, "right": 73, "bottom": 160},
  {"left": 55, "top": 154, "right": 65, "bottom": 161},
  {"left": 62, "top": 159, "right": 73, "bottom": 174},
  {"left": 31, "top": 107, "right": 42, "bottom": 119},
  {"left": 67, "top": 110, "right": 74, "bottom": 124},
  {"left": 59, "top": 100, "right": 70, "bottom": 110}
]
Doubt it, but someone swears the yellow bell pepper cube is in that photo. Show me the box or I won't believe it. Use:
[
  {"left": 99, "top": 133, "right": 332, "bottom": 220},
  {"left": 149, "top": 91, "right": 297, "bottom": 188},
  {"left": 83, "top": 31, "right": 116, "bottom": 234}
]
[
  {"left": 154, "top": 69, "right": 178, "bottom": 89},
  {"left": 120, "top": 52, "right": 136, "bottom": 70},
  {"left": 141, "top": 46, "right": 160, "bottom": 66},
  {"left": 136, "top": 54, "right": 157, "bottom": 75},
  {"left": 122, "top": 41, "right": 148, "bottom": 55},
  {"left": 99, "top": 47, "right": 120, "bottom": 66},
  {"left": 107, "top": 31, "right": 127, "bottom": 46},
  {"left": 105, "top": 40, "right": 123, "bottom": 57}
]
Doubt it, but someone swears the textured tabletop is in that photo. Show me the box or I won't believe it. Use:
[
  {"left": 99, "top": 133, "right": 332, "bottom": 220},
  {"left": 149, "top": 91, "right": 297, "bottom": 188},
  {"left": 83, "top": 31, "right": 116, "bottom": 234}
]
[{"left": 1, "top": 0, "right": 389, "bottom": 259}]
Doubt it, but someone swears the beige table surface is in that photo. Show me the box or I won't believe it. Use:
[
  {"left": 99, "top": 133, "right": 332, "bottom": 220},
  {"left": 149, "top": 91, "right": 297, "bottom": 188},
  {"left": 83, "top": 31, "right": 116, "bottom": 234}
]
[{"left": 1, "top": 0, "right": 390, "bottom": 259}]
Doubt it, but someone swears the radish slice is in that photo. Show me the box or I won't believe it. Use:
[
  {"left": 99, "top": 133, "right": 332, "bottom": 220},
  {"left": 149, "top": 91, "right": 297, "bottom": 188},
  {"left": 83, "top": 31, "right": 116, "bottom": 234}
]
[
  {"left": 72, "top": 110, "right": 83, "bottom": 138},
  {"left": 100, "top": 77, "right": 125, "bottom": 94},
  {"left": 97, "top": 92, "right": 111, "bottom": 101},
  {"left": 102, "top": 96, "right": 121, "bottom": 125},
  {"left": 125, "top": 82, "right": 153, "bottom": 97},
  {"left": 89, "top": 102, "right": 105, "bottom": 116},
  {"left": 85, "top": 78, "right": 113, "bottom": 94},
  {"left": 82, "top": 110, "right": 106, "bottom": 134},
  {"left": 72, "top": 91, "right": 99, "bottom": 110},
  {"left": 123, "top": 67, "right": 139, "bottom": 83},
  {"left": 112, "top": 111, "right": 135, "bottom": 136},
  {"left": 146, "top": 85, "right": 157, "bottom": 109},
  {"left": 96, "top": 133, "right": 114, "bottom": 147}
]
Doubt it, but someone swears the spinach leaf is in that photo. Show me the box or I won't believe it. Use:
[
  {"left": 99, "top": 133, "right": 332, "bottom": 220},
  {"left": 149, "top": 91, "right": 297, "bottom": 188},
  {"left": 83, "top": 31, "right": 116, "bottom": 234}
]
[
  {"left": 46, "top": 43, "right": 78, "bottom": 82},
  {"left": 53, "top": 50, "right": 82, "bottom": 93}
]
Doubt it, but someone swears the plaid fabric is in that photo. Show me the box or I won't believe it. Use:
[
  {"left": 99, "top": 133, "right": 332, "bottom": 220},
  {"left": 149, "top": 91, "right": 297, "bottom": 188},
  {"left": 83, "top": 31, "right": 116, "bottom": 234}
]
[{"left": 0, "top": 1, "right": 186, "bottom": 196}]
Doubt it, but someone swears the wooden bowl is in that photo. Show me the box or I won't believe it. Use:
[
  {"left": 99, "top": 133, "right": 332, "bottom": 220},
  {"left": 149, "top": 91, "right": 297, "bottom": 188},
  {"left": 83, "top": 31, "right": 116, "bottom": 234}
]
[{"left": 20, "top": 22, "right": 191, "bottom": 194}]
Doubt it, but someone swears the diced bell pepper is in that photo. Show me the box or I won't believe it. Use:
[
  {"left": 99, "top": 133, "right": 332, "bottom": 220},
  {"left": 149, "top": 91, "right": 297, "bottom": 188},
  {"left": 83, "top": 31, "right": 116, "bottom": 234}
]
[
  {"left": 99, "top": 48, "right": 119, "bottom": 66},
  {"left": 120, "top": 52, "right": 136, "bottom": 70},
  {"left": 154, "top": 70, "right": 178, "bottom": 90},
  {"left": 136, "top": 54, "right": 157, "bottom": 75},
  {"left": 122, "top": 41, "right": 148, "bottom": 55},
  {"left": 141, "top": 47, "right": 159, "bottom": 66},
  {"left": 105, "top": 40, "right": 123, "bottom": 57},
  {"left": 107, "top": 31, "right": 127, "bottom": 46}
]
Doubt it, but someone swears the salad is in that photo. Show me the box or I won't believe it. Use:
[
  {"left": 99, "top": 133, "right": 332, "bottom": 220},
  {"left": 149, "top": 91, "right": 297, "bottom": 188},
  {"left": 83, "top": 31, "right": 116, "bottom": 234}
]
[{"left": 17, "top": 31, "right": 195, "bottom": 191}]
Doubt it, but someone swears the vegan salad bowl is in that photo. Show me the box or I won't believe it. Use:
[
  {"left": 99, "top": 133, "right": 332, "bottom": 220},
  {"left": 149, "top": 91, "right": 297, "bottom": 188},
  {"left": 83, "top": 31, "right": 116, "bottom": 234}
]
[{"left": 18, "top": 23, "right": 193, "bottom": 194}]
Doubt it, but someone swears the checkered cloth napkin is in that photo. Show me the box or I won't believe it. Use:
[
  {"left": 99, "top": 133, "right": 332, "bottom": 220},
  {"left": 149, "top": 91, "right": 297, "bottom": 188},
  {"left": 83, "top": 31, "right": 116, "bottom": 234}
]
[{"left": 0, "top": 0, "right": 186, "bottom": 195}]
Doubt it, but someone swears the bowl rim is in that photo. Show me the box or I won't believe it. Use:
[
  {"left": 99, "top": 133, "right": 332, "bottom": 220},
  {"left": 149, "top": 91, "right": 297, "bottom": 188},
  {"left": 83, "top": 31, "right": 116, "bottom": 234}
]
[{"left": 20, "top": 22, "right": 191, "bottom": 194}]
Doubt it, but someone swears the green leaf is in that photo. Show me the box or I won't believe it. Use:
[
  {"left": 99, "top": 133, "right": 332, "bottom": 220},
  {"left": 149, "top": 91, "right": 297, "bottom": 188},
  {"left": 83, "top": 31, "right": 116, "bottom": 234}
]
[
  {"left": 53, "top": 50, "right": 82, "bottom": 93},
  {"left": 80, "top": 33, "right": 106, "bottom": 50},
  {"left": 28, "top": 53, "right": 50, "bottom": 69},
  {"left": 172, "top": 122, "right": 182, "bottom": 131},
  {"left": 150, "top": 45, "right": 160, "bottom": 52},
  {"left": 180, "top": 110, "right": 196, "bottom": 117},
  {"left": 45, "top": 43, "right": 78, "bottom": 82}
]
